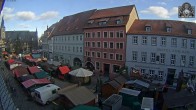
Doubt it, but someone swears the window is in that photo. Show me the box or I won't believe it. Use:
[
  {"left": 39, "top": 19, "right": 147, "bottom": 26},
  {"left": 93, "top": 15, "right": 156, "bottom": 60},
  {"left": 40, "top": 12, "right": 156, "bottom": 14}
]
[
  {"left": 116, "top": 19, "right": 123, "bottom": 24},
  {"left": 65, "top": 46, "right": 67, "bottom": 51},
  {"left": 141, "top": 52, "right": 147, "bottom": 62},
  {"left": 120, "top": 31, "right": 124, "bottom": 38},
  {"left": 103, "top": 53, "right": 107, "bottom": 59},
  {"left": 97, "top": 52, "right": 101, "bottom": 58},
  {"left": 110, "top": 32, "right": 114, "bottom": 38},
  {"left": 109, "top": 54, "right": 114, "bottom": 60},
  {"left": 99, "top": 21, "right": 107, "bottom": 25},
  {"left": 85, "top": 51, "right": 88, "bottom": 56},
  {"left": 188, "top": 29, "right": 192, "bottom": 35},
  {"left": 149, "top": 70, "right": 155, "bottom": 77},
  {"left": 85, "top": 42, "right": 88, "bottom": 47},
  {"left": 92, "top": 32, "right": 95, "bottom": 38},
  {"left": 189, "top": 56, "right": 194, "bottom": 67},
  {"left": 166, "top": 27, "right": 172, "bottom": 32},
  {"left": 104, "top": 32, "right": 108, "bottom": 38},
  {"left": 73, "top": 47, "right": 75, "bottom": 52},
  {"left": 182, "top": 39, "right": 187, "bottom": 48},
  {"left": 171, "top": 54, "right": 176, "bottom": 65},
  {"left": 80, "top": 36, "right": 82, "bottom": 40},
  {"left": 132, "top": 51, "right": 138, "bottom": 61},
  {"left": 146, "top": 26, "right": 151, "bottom": 32},
  {"left": 171, "top": 38, "right": 177, "bottom": 47},
  {"left": 97, "top": 42, "right": 101, "bottom": 48},
  {"left": 73, "top": 36, "right": 75, "bottom": 41},
  {"left": 113, "top": 65, "right": 120, "bottom": 72},
  {"left": 116, "top": 43, "right": 123, "bottom": 49},
  {"left": 92, "top": 52, "right": 95, "bottom": 57},
  {"left": 181, "top": 55, "right": 186, "bottom": 66},
  {"left": 158, "top": 71, "right": 163, "bottom": 80},
  {"left": 76, "top": 36, "right": 78, "bottom": 41},
  {"left": 160, "top": 53, "right": 165, "bottom": 64},
  {"left": 96, "top": 62, "right": 100, "bottom": 69},
  {"left": 141, "top": 69, "right": 146, "bottom": 75},
  {"left": 68, "top": 46, "right": 70, "bottom": 51},
  {"left": 103, "top": 42, "right": 108, "bottom": 48},
  {"left": 190, "top": 40, "right": 195, "bottom": 49},
  {"left": 92, "top": 42, "right": 95, "bottom": 47},
  {"left": 109, "top": 42, "right": 114, "bottom": 49},
  {"left": 80, "top": 47, "right": 82, "bottom": 52},
  {"left": 150, "top": 53, "right": 156, "bottom": 63},
  {"left": 116, "top": 54, "right": 123, "bottom": 61},
  {"left": 151, "top": 37, "right": 157, "bottom": 46},
  {"left": 97, "top": 32, "right": 101, "bottom": 38},
  {"left": 161, "top": 37, "right": 166, "bottom": 46},
  {"left": 142, "top": 36, "right": 147, "bottom": 45},
  {"left": 68, "top": 36, "right": 70, "bottom": 41},
  {"left": 133, "top": 36, "right": 138, "bottom": 45},
  {"left": 87, "top": 52, "right": 90, "bottom": 57},
  {"left": 116, "top": 31, "right": 120, "bottom": 38}
]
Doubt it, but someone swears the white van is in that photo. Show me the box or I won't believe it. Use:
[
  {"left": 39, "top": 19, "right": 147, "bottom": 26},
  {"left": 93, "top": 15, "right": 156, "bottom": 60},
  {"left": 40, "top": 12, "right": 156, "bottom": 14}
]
[{"left": 34, "top": 84, "right": 60, "bottom": 105}]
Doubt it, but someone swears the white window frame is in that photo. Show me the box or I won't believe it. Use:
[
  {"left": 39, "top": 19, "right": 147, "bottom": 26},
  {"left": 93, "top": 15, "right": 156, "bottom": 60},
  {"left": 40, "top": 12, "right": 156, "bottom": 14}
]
[
  {"left": 146, "top": 26, "right": 151, "bottom": 32},
  {"left": 189, "top": 56, "right": 194, "bottom": 67},
  {"left": 133, "top": 36, "right": 138, "bottom": 45},
  {"left": 97, "top": 31, "right": 101, "bottom": 38},
  {"left": 182, "top": 39, "right": 187, "bottom": 48},
  {"left": 109, "top": 42, "right": 114, "bottom": 49},
  {"left": 109, "top": 53, "right": 114, "bottom": 60},
  {"left": 161, "top": 37, "right": 166, "bottom": 46},
  {"left": 132, "top": 51, "right": 138, "bottom": 61},
  {"left": 92, "top": 42, "right": 96, "bottom": 48},
  {"left": 95, "top": 62, "right": 100, "bottom": 70},
  {"left": 171, "top": 54, "right": 176, "bottom": 65},
  {"left": 181, "top": 55, "right": 186, "bottom": 66},
  {"left": 150, "top": 53, "right": 156, "bottom": 63},
  {"left": 91, "top": 51, "right": 95, "bottom": 57},
  {"left": 119, "top": 30, "right": 124, "bottom": 38},
  {"left": 190, "top": 40, "right": 195, "bottom": 49},
  {"left": 188, "top": 29, "right": 192, "bottom": 35},
  {"left": 160, "top": 53, "right": 165, "bottom": 64},
  {"left": 103, "top": 52, "right": 108, "bottom": 59},
  {"left": 115, "top": 53, "right": 123, "bottom": 61},
  {"left": 97, "top": 41, "right": 101, "bottom": 48},
  {"left": 103, "top": 31, "right": 108, "bottom": 38},
  {"left": 171, "top": 38, "right": 177, "bottom": 47},
  {"left": 151, "top": 37, "right": 157, "bottom": 46},
  {"left": 97, "top": 52, "right": 101, "bottom": 58},
  {"left": 142, "top": 36, "right": 147, "bottom": 45},
  {"left": 109, "top": 31, "right": 114, "bottom": 38},
  {"left": 141, "top": 52, "right": 147, "bottom": 62}
]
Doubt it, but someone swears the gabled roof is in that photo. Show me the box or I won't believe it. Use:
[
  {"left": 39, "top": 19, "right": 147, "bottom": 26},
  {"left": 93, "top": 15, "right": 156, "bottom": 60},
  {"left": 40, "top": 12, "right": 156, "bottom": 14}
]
[
  {"left": 107, "top": 80, "right": 121, "bottom": 89},
  {"left": 114, "top": 75, "right": 127, "bottom": 85},
  {"left": 58, "top": 86, "right": 95, "bottom": 106},
  {"left": 12, "top": 66, "right": 29, "bottom": 78},
  {"left": 28, "top": 66, "right": 41, "bottom": 74},
  {"left": 89, "top": 5, "right": 135, "bottom": 19},
  {"left": 128, "top": 19, "right": 196, "bottom": 37},
  {"left": 22, "top": 78, "right": 51, "bottom": 89},
  {"left": 52, "top": 9, "right": 96, "bottom": 36},
  {"left": 59, "top": 66, "right": 70, "bottom": 75},
  {"left": 119, "top": 88, "right": 141, "bottom": 96}
]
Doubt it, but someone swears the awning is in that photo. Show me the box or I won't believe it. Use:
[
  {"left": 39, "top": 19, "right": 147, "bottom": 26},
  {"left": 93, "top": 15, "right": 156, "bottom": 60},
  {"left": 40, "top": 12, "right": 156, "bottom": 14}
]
[
  {"left": 59, "top": 66, "right": 70, "bottom": 75},
  {"left": 28, "top": 66, "right": 41, "bottom": 74},
  {"left": 7, "top": 59, "right": 15, "bottom": 65},
  {"left": 12, "top": 66, "right": 29, "bottom": 78},
  {"left": 34, "top": 71, "right": 49, "bottom": 79},
  {"left": 22, "top": 78, "right": 51, "bottom": 89},
  {"left": 69, "top": 68, "right": 93, "bottom": 77}
]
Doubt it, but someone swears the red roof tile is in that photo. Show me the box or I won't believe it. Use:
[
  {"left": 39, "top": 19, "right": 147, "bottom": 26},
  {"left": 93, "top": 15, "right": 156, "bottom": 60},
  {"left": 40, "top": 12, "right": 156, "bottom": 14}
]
[
  {"left": 89, "top": 5, "right": 135, "bottom": 19},
  {"left": 59, "top": 66, "right": 70, "bottom": 75},
  {"left": 28, "top": 66, "right": 41, "bottom": 74},
  {"left": 128, "top": 19, "right": 196, "bottom": 37},
  {"left": 52, "top": 9, "right": 96, "bottom": 36},
  {"left": 22, "top": 78, "right": 51, "bottom": 89}
]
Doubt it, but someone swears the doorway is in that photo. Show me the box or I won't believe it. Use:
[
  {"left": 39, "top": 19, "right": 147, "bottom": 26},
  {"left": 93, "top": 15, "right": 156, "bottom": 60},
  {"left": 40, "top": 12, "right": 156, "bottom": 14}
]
[
  {"left": 104, "top": 63, "right": 110, "bottom": 76},
  {"left": 166, "top": 68, "right": 176, "bottom": 85}
]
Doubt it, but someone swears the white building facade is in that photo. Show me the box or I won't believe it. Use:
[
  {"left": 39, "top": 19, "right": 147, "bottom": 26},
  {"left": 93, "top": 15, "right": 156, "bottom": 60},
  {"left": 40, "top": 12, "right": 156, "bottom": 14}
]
[{"left": 126, "top": 20, "right": 196, "bottom": 86}]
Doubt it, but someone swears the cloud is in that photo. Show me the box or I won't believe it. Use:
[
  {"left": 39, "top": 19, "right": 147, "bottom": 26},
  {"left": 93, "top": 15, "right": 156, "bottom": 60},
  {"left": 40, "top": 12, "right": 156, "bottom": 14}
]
[
  {"left": 38, "top": 11, "right": 59, "bottom": 20},
  {"left": 1, "top": 7, "right": 15, "bottom": 21},
  {"left": 179, "top": 18, "right": 196, "bottom": 23},
  {"left": 16, "top": 11, "right": 36, "bottom": 21},
  {"left": 18, "top": 23, "right": 31, "bottom": 28},
  {"left": 158, "top": 2, "right": 167, "bottom": 5},
  {"left": 140, "top": 6, "right": 178, "bottom": 18},
  {"left": 2, "top": 7, "right": 14, "bottom": 13}
]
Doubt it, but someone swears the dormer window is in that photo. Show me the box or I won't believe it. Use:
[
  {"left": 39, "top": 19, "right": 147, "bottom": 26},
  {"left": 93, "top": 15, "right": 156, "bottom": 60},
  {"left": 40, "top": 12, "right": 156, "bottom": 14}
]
[
  {"left": 166, "top": 27, "right": 172, "bottom": 32},
  {"left": 98, "top": 18, "right": 109, "bottom": 26},
  {"left": 145, "top": 26, "right": 151, "bottom": 32},
  {"left": 88, "top": 20, "right": 94, "bottom": 24},
  {"left": 188, "top": 29, "right": 192, "bottom": 34},
  {"left": 116, "top": 19, "right": 123, "bottom": 24},
  {"left": 98, "top": 21, "right": 107, "bottom": 26}
]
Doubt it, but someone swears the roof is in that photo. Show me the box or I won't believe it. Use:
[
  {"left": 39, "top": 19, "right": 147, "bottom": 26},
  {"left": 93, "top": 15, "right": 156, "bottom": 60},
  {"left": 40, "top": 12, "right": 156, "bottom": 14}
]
[
  {"left": 22, "top": 78, "right": 51, "bottom": 89},
  {"left": 69, "top": 68, "right": 93, "bottom": 77},
  {"left": 58, "top": 86, "right": 95, "bottom": 106},
  {"left": 18, "top": 74, "right": 34, "bottom": 82},
  {"left": 128, "top": 19, "right": 196, "bottom": 38},
  {"left": 163, "top": 89, "right": 196, "bottom": 108},
  {"left": 59, "top": 66, "right": 70, "bottom": 75},
  {"left": 134, "top": 79, "right": 150, "bottom": 88},
  {"left": 28, "top": 66, "right": 41, "bottom": 74},
  {"left": 114, "top": 75, "right": 127, "bottom": 85},
  {"left": 7, "top": 59, "right": 15, "bottom": 64},
  {"left": 34, "top": 71, "right": 49, "bottom": 79},
  {"left": 12, "top": 66, "right": 29, "bottom": 78},
  {"left": 47, "top": 61, "right": 61, "bottom": 66},
  {"left": 6, "top": 31, "right": 38, "bottom": 42},
  {"left": 103, "top": 94, "right": 122, "bottom": 106},
  {"left": 107, "top": 80, "right": 121, "bottom": 89},
  {"left": 35, "top": 84, "right": 60, "bottom": 94},
  {"left": 119, "top": 88, "right": 141, "bottom": 96},
  {"left": 141, "top": 97, "right": 154, "bottom": 110},
  {"left": 71, "top": 105, "right": 100, "bottom": 110},
  {"left": 89, "top": 5, "right": 134, "bottom": 19},
  {"left": 52, "top": 9, "right": 96, "bottom": 36}
]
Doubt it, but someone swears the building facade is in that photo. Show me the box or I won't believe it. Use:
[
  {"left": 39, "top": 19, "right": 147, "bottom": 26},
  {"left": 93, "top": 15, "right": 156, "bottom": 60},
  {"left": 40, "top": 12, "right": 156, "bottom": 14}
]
[
  {"left": 51, "top": 10, "right": 96, "bottom": 67},
  {"left": 126, "top": 20, "right": 196, "bottom": 85},
  {"left": 0, "top": 17, "right": 5, "bottom": 52},
  {"left": 84, "top": 5, "right": 139, "bottom": 74}
]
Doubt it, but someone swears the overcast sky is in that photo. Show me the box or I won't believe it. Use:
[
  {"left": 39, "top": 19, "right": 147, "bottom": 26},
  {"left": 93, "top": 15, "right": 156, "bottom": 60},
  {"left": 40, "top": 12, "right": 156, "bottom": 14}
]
[{"left": 1, "top": 0, "right": 196, "bottom": 38}]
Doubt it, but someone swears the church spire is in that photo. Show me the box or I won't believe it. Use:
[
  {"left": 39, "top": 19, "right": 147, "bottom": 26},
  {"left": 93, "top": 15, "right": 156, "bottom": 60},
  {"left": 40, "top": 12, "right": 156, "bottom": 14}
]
[{"left": 1, "top": 16, "right": 5, "bottom": 28}]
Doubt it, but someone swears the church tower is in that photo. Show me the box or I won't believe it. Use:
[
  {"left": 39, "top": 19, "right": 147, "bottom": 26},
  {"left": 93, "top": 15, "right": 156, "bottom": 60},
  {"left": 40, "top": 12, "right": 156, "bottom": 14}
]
[{"left": 0, "top": 17, "right": 6, "bottom": 51}]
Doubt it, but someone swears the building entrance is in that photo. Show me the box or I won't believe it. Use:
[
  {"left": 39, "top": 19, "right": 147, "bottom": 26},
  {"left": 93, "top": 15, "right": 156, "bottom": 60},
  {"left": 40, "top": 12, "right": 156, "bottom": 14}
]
[
  {"left": 104, "top": 63, "right": 110, "bottom": 76},
  {"left": 166, "top": 68, "right": 176, "bottom": 85}
]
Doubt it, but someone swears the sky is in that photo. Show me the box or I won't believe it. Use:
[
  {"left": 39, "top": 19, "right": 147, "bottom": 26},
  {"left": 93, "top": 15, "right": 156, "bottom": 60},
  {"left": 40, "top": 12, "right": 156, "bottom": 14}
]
[{"left": 1, "top": 0, "right": 196, "bottom": 38}]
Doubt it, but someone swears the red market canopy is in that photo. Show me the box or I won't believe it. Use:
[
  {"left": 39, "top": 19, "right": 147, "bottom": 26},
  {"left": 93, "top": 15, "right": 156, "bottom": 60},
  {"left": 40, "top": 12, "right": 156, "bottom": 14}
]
[
  {"left": 2, "top": 51, "right": 8, "bottom": 54},
  {"left": 28, "top": 66, "right": 41, "bottom": 74},
  {"left": 12, "top": 66, "right": 29, "bottom": 78},
  {"left": 22, "top": 78, "right": 51, "bottom": 89},
  {"left": 7, "top": 59, "right": 15, "bottom": 65},
  {"left": 59, "top": 66, "right": 70, "bottom": 75}
]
